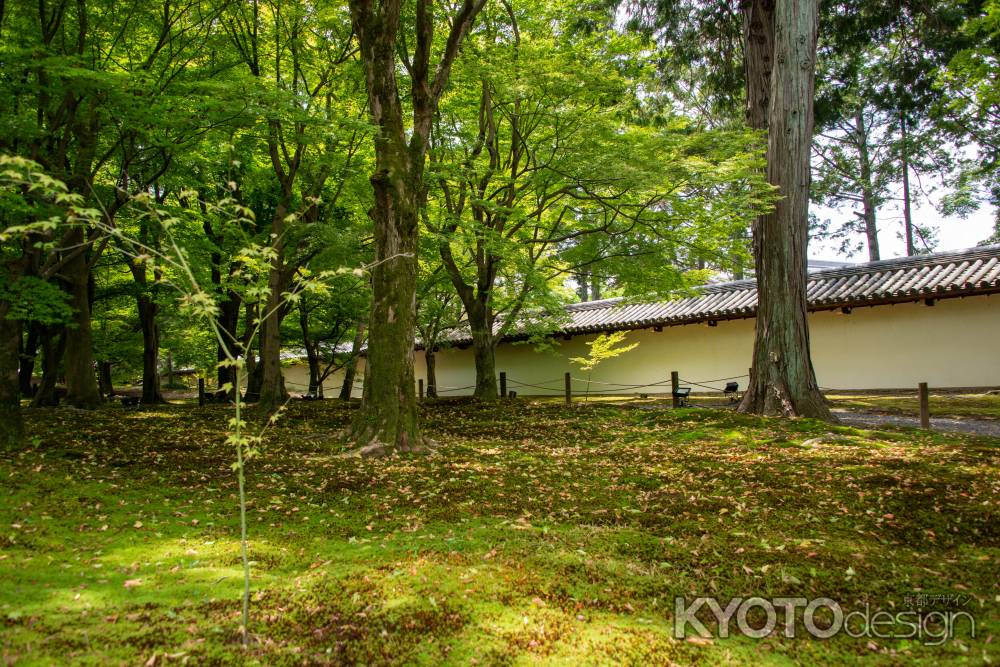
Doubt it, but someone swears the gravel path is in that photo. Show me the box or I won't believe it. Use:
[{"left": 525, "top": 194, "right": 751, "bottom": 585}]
[{"left": 832, "top": 409, "right": 1000, "bottom": 437}]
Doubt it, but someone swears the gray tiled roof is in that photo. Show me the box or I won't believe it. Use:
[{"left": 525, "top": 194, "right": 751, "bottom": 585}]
[{"left": 442, "top": 245, "right": 1000, "bottom": 345}]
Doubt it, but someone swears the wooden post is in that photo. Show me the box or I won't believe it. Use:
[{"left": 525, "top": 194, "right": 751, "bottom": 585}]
[
  {"left": 499, "top": 372, "right": 507, "bottom": 399},
  {"left": 671, "top": 371, "right": 680, "bottom": 408},
  {"left": 919, "top": 382, "right": 930, "bottom": 429},
  {"left": 418, "top": 378, "right": 424, "bottom": 400},
  {"left": 198, "top": 378, "right": 205, "bottom": 407},
  {"left": 564, "top": 372, "right": 572, "bottom": 404}
]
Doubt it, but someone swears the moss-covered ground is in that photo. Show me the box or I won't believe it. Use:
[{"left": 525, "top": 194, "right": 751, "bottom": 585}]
[{"left": 1, "top": 399, "right": 997, "bottom": 665}]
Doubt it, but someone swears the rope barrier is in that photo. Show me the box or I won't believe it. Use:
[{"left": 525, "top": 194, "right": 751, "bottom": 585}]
[
  {"left": 280, "top": 371, "right": 750, "bottom": 398},
  {"left": 678, "top": 378, "right": 732, "bottom": 392},
  {"left": 683, "top": 373, "right": 749, "bottom": 384},
  {"left": 569, "top": 377, "right": 674, "bottom": 390},
  {"left": 434, "top": 384, "right": 478, "bottom": 393},
  {"left": 284, "top": 380, "right": 363, "bottom": 390},
  {"left": 507, "top": 378, "right": 565, "bottom": 390}
]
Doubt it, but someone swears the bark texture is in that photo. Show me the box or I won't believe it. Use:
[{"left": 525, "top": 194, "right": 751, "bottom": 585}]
[
  {"left": 98, "top": 361, "right": 113, "bottom": 398},
  {"left": 137, "top": 295, "right": 164, "bottom": 404},
  {"left": 216, "top": 296, "right": 240, "bottom": 399},
  {"left": 256, "top": 285, "right": 289, "bottom": 411},
  {"left": 854, "top": 107, "right": 880, "bottom": 261},
  {"left": 424, "top": 348, "right": 437, "bottom": 398},
  {"left": 738, "top": 0, "right": 832, "bottom": 420},
  {"left": 345, "top": 0, "right": 485, "bottom": 454},
  {"left": 0, "top": 308, "right": 23, "bottom": 448},
  {"left": 470, "top": 312, "right": 498, "bottom": 399},
  {"left": 62, "top": 230, "right": 102, "bottom": 409},
  {"left": 31, "top": 327, "right": 64, "bottom": 407},
  {"left": 900, "top": 110, "right": 915, "bottom": 256},
  {"left": 742, "top": 0, "right": 775, "bottom": 132},
  {"left": 18, "top": 323, "right": 39, "bottom": 396},
  {"left": 339, "top": 321, "right": 366, "bottom": 401}
]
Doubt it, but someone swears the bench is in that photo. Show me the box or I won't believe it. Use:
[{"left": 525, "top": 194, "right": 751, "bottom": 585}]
[{"left": 673, "top": 387, "right": 691, "bottom": 407}]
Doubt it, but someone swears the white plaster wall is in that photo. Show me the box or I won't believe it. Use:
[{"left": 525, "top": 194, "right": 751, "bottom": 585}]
[
  {"left": 282, "top": 361, "right": 367, "bottom": 398},
  {"left": 808, "top": 295, "right": 1000, "bottom": 389},
  {"left": 283, "top": 294, "right": 1000, "bottom": 397},
  {"left": 421, "top": 295, "right": 1000, "bottom": 394}
]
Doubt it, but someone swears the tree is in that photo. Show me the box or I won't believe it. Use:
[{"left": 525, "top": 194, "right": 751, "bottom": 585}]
[
  {"left": 286, "top": 220, "right": 370, "bottom": 398},
  {"left": 736, "top": 0, "right": 831, "bottom": 419},
  {"left": 415, "top": 263, "right": 463, "bottom": 398},
  {"left": 935, "top": 0, "right": 1000, "bottom": 243},
  {"left": 814, "top": 2, "right": 973, "bottom": 259},
  {"left": 427, "top": 1, "right": 768, "bottom": 399},
  {"left": 0, "top": 157, "right": 93, "bottom": 445},
  {"left": 570, "top": 331, "right": 639, "bottom": 400},
  {"left": 811, "top": 57, "right": 895, "bottom": 261},
  {"left": 345, "top": 0, "right": 486, "bottom": 455},
  {"left": 224, "top": 0, "right": 364, "bottom": 414}
]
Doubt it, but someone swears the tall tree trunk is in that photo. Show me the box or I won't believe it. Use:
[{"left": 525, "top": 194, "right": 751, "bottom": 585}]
[
  {"left": 733, "top": 227, "right": 748, "bottom": 280},
  {"left": 216, "top": 294, "right": 240, "bottom": 399},
  {"left": 18, "top": 322, "right": 39, "bottom": 396},
  {"left": 855, "top": 108, "right": 880, "bottom": 261},
  {"left": 590, "top": 274, "right": 601, "bottom": 301},
  {"left": 465, "top": 300, "right": 498, "bottom": 400},
  {"left": 62, "top": 232, "right": 101, "bottom": 409},
  {"left": 347, "top": 170, "right": 423, "bottom": 451},
  {"left": 31, "top": 327, "right": 64, "bottom": 407},
  {"left": 576, "top": 271, "right": 590, "bottom": 301},
  {"left": 242, "top": 302, "right": 262, "bottom": 402},
  {"left": 742, "top": 0, "right": 775, "bottom": 132},
  {"left": 738, "top": 0, "right": 831, "bottom": 419},
  {"left": 339, "top": 320, "right": 365, "bottom": 402},
  {"left": 346, "top": 0, "right": 485, "bottom": 455},
  {"left": 900, "top": 110, "right": 915, "bottom": 256},
  {"left": 256, "top": 290, "right": 288, "bottom": 412},
  {"left": 299, "top": 305, "right": 319, "bottom": 397},
  {"left": 98, "top": 361, "right": 113, "bottom": 398},
  {"left": 137, "top": 295, "right": 164, "bottom": 404},
  {"left": 256, "top": 207, "right": 290, "bottom": 413},
  {"left": 306, "top": 347, "right": 320, "bottom": 397},
  {"left": 205, "top": 215, "right": 242, "bottom": 400},
  {"left": 0, "top": 306, "right": 23, "bottom": 448},
  {"left": 424, "top": 348, "right": 437, "bottom": 398}
]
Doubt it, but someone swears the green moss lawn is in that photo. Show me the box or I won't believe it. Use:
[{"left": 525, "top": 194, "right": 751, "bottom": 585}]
[{"left": 1, "top": 400, "right": 997, "bottom": 665}]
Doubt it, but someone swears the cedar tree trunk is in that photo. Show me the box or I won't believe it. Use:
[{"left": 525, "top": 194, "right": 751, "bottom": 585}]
[
  {"left": 900, "top": 110, "right": 915, "bottom": 256},
  {"left": 738, "top": 0, "right": 832, "bottom": 419},
  {"left": 855, "top": 107, "right": 880, "bottom": 261}
]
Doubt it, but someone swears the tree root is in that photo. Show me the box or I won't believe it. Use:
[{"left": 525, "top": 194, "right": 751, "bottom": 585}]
[{"left": 337, "top": 435, "right": 439, "bottom": 459}]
